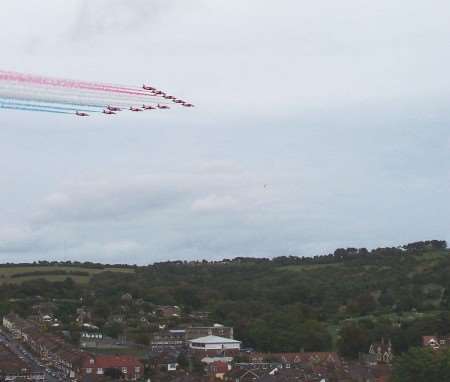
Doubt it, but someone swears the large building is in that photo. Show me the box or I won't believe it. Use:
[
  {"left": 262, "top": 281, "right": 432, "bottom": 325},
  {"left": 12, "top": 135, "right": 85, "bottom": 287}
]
[
  {"left": 189, "top": 335, "right": 241, "bottom": 356},
  {"left": 186, "top": 325, "right": 234, "bottom": 340},
  {"left": 151, "top": 329, "right": 186, "bottom": 351}
]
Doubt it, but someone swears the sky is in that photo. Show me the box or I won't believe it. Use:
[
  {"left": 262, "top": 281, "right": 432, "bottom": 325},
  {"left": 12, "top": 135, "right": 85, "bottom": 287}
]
[{"left": 0, "top": 0, "right": 448, "bottom": 264}]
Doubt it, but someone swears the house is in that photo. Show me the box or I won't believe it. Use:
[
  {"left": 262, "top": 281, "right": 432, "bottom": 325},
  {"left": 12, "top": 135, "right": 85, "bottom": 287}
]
[
  {"left": 156, "top": 305, "right": 181, "bottom": 318},
  {"left": 148, "top": 351, "right": 180, "bottom": 372},
  {"left": 80, "top": 325, "right": 103, "bottom": 349},
  {"left": 368, "top": 339, "right": 393, "bottom": 364},
  {"left": 81, "top": 355, "right": 143, "bottom": 380},
  {"left": 189, "top": 311, "right": 211, "bottom": 320},
  {"left": 56, "top": 348, "right": 88, "bottom": 379},
  {"left": 346, "top": 361, "right": 392, "bottom": 382},
  {"left": 207, "top": 360, "right": 231, "bottom": 380},
  {"left": 225, "top": 368, "right": 264, "bottom": 382},
  {"left": 188, "top": 335, "right": 241, "bottom": 356},
  {"left": 0, "top": 343, "right": 34, "bottom": 381},
  {"left": 249, "top": 352, "right": 342, "bottom": 368},
  {"left": 422, "top": 335, "right": 450, "bottom": 350}
]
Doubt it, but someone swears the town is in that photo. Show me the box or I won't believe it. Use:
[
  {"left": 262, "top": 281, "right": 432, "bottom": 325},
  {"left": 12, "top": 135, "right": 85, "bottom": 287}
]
[
  {"left": 1, "top": 309, "right": 392, "bottom": 382},
  {"left": 0, "top": 241, "right": 449, "bottom": 382},
  {"left": 0, "top": 291, "right": 446, "bottom": 381}
]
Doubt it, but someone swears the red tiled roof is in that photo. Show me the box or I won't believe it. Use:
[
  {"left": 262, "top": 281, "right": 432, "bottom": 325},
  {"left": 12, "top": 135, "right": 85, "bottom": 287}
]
[
  {"left": 82, "top": 355, "right": 143, "bottom": 369},
  {"left": 209, "top": 361, "right": 229, "bottom": 374},
  {"left": 422, "top": 336, "right": 438, "bottom": 346},
  {"left": 250, "top": 352, "right": 341, "bottom": 366}
]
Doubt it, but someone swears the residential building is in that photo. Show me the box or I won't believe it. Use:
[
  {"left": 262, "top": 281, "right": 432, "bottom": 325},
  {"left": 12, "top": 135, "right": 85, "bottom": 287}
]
[
  {"left": 0, "top": 343, "right": 45, "bottom": 382},
  {"left": 207, "top": 360, "right": 231, "bottom": 380},
  {"left": 368, "top": 339, "right": 393, "bottom": 364},
  {"left": 249, "top": 352, "right": 342, "bottom": 369},
  {"left": 156, "top": 305, "right": 181, "bottom": 318},
  {"left": 81, "top": 355, "right": 143, "bottom": 380},
  {"left": 422, "top": 335, "right": 450, "bottom": 350}
]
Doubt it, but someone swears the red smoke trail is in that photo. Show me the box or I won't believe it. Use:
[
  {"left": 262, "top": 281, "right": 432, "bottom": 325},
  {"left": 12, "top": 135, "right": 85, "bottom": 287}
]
[
  {"left": 0, "top": 70, "right": 155, "bottom": 94},
  {"left": 0, "top": 72, "right": 163, "bottom": 99}
]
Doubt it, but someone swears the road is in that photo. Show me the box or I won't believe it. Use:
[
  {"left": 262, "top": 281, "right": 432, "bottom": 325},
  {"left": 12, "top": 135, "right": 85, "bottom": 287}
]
[{"left": 0, "top": 328, "right": 68, "bottom": 382}]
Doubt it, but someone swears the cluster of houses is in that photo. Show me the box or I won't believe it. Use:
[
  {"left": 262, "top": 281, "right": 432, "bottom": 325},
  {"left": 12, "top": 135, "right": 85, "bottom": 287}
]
[
  {"left": 2, "top": 311, "right": 398, "bottom": 382},
  {"left": 2, "top": 313, "right": 143, "bottom": 381},
  {"left": 0, "top": 342, "right": 45, "bottom": 382}
]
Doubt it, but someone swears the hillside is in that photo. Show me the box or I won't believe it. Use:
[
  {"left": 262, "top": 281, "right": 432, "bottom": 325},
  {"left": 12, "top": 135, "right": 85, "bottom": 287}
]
[
  {"left": 0, "top": 264, "right": 134, "bottom": 285},
  {"left": 0, "top": 240, "right": 448, "bottom": 356}
]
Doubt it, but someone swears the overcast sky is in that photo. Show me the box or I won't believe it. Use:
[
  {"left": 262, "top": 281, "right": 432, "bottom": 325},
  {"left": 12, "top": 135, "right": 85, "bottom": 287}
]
[{"left": 0, "top": 0, "right": 448, "bottom": 264}]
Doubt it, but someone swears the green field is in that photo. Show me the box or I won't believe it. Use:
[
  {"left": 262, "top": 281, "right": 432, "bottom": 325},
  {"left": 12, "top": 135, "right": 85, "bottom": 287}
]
[{"left": 0, "top": 265, "right": 134, "bottom": 285}]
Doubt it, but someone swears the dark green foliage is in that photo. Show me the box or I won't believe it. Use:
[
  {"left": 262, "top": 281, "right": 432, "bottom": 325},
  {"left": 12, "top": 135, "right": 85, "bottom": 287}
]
[
  {"left": 337, "top": 323, "right": 370, "bottom": 358},
  {"left": 0, "top": 240, "right": 448, "bottom": 354},
  {"left": 392, "top": 347, "right": 450, "bottom": 382}
]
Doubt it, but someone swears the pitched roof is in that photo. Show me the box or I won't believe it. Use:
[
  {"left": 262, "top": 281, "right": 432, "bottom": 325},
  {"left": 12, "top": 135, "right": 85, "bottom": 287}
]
[
  {"left": 82, "top": 355, "right": 143, "bottom": 368},
  {"left": 250, "top": 352, "right": 341, "bottom": 366},
  {"left": 189, "top": 335, "right": 240, "bottom": 344}
]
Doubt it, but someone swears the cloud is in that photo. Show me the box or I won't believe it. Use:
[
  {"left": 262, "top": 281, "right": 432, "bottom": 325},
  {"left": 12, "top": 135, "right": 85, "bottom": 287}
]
[
  {"left": 34, "top": 175, "right": 189, "bottom": 224},
  {"left": 0, "top": 224, "right": 62, "bottom": 254},
  {"left": 71, "top": 0, "right": 188, "bottom": 40},
  {"left": 0, "top": 1, "right": 448, "bottom": 264},
  {"left": 192, "top": 194, "right": 239, "bottom": 213}
]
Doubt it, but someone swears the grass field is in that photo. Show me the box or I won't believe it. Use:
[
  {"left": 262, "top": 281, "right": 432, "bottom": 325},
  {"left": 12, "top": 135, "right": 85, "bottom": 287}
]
[
  {"left": 0, "top": 265, "right": 134, "bottom": 285},
  {"left": 279, "top": 262, "right": 343, "bottom": 272}
]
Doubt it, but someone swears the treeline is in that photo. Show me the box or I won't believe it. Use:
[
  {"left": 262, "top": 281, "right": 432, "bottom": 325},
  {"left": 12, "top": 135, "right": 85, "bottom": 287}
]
[
  {"left": 0, "top": 260, "right": 135, "bottom": 269},
  {"left": 0, "top": 240, "right": 446, "bottom": 269},
  {"left": 150, "top": 240, "right": 448, "bottom": 267}
]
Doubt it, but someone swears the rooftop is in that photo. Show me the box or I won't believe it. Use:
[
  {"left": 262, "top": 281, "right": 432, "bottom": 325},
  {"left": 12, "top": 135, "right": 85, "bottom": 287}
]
[{"left": 189, "top": 335, "right": 240, "bottom": 344}]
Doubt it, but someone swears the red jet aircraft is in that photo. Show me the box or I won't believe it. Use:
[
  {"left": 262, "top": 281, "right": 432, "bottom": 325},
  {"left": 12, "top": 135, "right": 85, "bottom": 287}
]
[
  {"left": 143, "top": 85, "right": 156, "bottom": 91},
  {"left": 75, "top": 111, "right": 89, "bottom": 117},
  {"left": 182, "top": 103, "right": 194, "bottom": 107},
  {"left": 107, "top": 105, "right": 121, "bottom": 112},
  {"left": 157, "top": 104, "right": 170, "bottom": 110},
  {"left": 130, "top": 106, "right": 143, "bottom": 112},
  {"left": 103, "top": 109, "right": 116, "bottom": 115},
  {"left": 143, "top": 104, "right": 156, "bottom": 110}
]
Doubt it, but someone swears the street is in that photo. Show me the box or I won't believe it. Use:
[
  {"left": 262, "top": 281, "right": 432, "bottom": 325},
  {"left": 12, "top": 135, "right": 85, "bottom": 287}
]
[{"left": 0, "top": 328, "right": 68, "bottom": 382}]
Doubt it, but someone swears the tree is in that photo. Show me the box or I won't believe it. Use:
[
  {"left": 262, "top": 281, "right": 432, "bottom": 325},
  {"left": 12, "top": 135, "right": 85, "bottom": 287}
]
[
  {"left": 337, "top": 323, "right": 370, "bottom": 359},
  {"left": 392, "top": 347, "right": 450, "bottom": 382},
  {"left": 177, "top": 352, "right": 189, "bottom": 369}
]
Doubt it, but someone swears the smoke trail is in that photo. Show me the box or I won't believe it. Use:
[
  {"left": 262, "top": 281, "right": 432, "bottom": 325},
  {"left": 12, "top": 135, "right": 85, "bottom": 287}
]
[
  {"left": 1, "top": 80, "right": 174, "bottom": 107},
  {"left": 0, "top": 99, "right": 101, "bottom": 113},
  {"left": 0, "top": 88, "right": 170, "bottom": 111},
  {"left": 0, "top": 69, "right": 193, "bottom": 116},
  {"left": 0, "top": 104, "right": 73, "bottom": 115},
  {"left": 0, "top": 71, "right": 167, "bottom": 99},
  {"left": 0, "top": 70, "right": 162, "bottom": 95}
]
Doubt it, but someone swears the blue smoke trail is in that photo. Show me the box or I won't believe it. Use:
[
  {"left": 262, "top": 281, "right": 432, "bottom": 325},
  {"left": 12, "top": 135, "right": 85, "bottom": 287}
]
[
  {"left": 0, "top": 104, "right": 73, "bottom": 115},
  {"left": 0, "top": 98, "right": 101, "bottom": 113},
  {"left": 0, "top": 94, "right": 107, "bottom": 110}
]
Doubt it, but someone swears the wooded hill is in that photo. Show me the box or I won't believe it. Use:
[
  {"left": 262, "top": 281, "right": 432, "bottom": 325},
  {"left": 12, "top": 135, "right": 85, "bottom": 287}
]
[{"left": 0, "top": 240, "right": 448, "bottom": 356}]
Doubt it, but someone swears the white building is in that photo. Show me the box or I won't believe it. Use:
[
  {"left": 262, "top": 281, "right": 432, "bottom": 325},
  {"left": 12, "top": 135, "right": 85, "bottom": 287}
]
[{"left": 188, "top": 335, "right": 241, "bottom": 355}]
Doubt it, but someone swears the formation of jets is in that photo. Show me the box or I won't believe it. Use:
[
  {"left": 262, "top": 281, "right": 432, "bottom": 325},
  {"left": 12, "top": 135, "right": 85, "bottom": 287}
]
[{"left": 75, "top": 84, "right": 194, "bottom": 117}]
